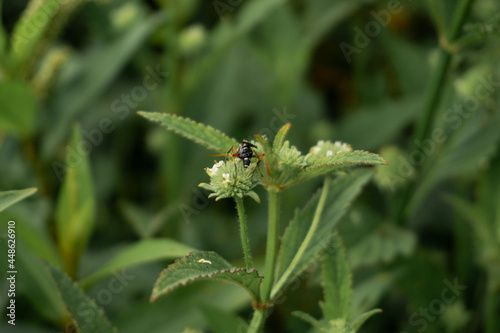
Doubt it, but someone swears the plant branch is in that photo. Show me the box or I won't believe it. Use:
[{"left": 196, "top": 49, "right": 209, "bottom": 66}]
[{"left": 235, "top": 196, "right": 253, "bottom": 269}]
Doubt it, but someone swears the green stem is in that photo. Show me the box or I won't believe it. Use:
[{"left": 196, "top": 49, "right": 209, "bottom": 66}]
[
  {"left": 235, "top": 196, "right": 253, "bottom": 269},
  {"left": 248, "top": 189, "right": 279, "bottom": 333},
  {"left": 248, "top": 309, "right": 265, "bottom": 333},
  {"left": 413, "top": 0, "right": 473, "bottom": 147},
  {"left": 395, "top": 0, "right": 473, "bottom": 224},
  {"left": 271, "top": 175, "right": 331, "bottom": 299},
  {"left": 261, "top": 189, "right": 280, "bottom": 302}
]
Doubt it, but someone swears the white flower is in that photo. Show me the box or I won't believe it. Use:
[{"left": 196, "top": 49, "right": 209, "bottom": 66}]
[
  {"left": 207, "top": 160, "right": 224, "bottom": 176},
  {"left": 326, "top": 150, "right": 333, "bottom": 157}
]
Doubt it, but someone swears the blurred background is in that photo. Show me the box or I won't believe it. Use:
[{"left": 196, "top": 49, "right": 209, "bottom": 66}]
[{"left": 1, "top": 0, "right": 500, "bottom": 332}]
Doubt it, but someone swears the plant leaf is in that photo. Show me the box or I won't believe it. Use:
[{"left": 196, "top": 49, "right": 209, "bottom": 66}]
[
  {"left": 55, "top": 124, "right": 95, "bottom": 277},
  {"left": 347, "top": 222, "right": 417, "bottom": 268},
  {"left": 273, "top": 169, "right": 373, "bottom": 298},
  {"left": 0, "top": 187, "right": 37, "bottom": 213},
  {"left": 138, "top": 112, "right": 238, "bottom": 153},
  {"left": 288, "top": 151, "right": 386, "bottom": 186},
  {"left": 350, "top": 309, "right": 382, "bottom": 331},
  {"left": 46, "top": 262, "right": 116, "bottom": 333},
  {"left": 321, "top": 233, "right": 352, "bottom": 322},
  {"left": 0, "top": 81, "right": 37, "bottom": 135},
  {"left": 151, "top": 251, "right": 262, "bottom": 303},
  {"left": 81, "top": 238, "right": 195, "bottom": 287},
  {"left": 273, "top": 123, "right": 291, "bottom": 151},
  {"left": 7, "top": 242, "right": 67, "bottom": 323}
]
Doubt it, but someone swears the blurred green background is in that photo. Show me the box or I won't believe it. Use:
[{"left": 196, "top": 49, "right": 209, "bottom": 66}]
[{"left": 1, "top": 0, "right": 500, "bottom": 332}]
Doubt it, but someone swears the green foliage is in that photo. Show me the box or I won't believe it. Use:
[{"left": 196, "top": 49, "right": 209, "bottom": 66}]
[
  {"left": 81, "top": 238, "right": 195, "bottom": 287},
  {"left": 47, "top": 262, "right": 116, "bottom": 333},
  {"left": 0, "top": 187, "right": 37, "bottom": 212},
  {"left": 9, "top": 0, "right": 62, "bottom": 74},
  {"left": 55, "top": 124, "right": 96, "bottom": 278},
  {"left": 151, "top": 251, "right": 263, "bottom": 303},
  {"left": 2, "top": 0, "right": 499, "bottom": 332},
  {"left": 347, "top": 222, "right": 417, "bottom": 267},
  {"left": 137, "top": 112, "right": 238, "bottom": 153},
  {"left": 321, "top": 233, "right": 352, "bottom": 322},
  {"left": 293, "top": 234, "right": 380, "bottom": 332},
  {"left": 0, "top": 81, "right": 36, "bottom": 135},
  {"left": 274, "top": 170, "right": 373, "bottom": 298}
]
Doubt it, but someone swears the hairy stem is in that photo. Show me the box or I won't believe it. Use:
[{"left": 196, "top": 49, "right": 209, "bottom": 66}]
[
  {"left": 248, "top": 189, "right": 280, "bottom": 333},
  {"left": 262, "top": 189, "right": 280, "bottom": 302},
  {"left": 248, "top": 309, "right": 265, "bottom": 333},
  {"left": 235, "top": 196, "right": 253, "bottom": 269}
]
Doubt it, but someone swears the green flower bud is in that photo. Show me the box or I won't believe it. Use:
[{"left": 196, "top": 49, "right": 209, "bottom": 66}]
[{"left": 199, "top": 159, "right": 261, "bottom": 203}]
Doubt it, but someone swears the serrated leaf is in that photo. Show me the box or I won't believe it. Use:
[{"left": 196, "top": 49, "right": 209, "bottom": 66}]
[
  {"left": 321, "top": 233, "right": 352, "bottom": 322},
  {"left": 288, "top": 151, "right": 386, "bottom": 186},
  {"left": 13, "top": 244, "right": 67, "bottom": 323},
  {"left": 0, "top": 187, "right": 37, "bottom": 213},
  {"left": 81, "top": 238, "right": 195, "bottom": 287},
  {"left": 273, "top": 123, "right": 291, "bottom": 151},
  {"left": 273, "top": 169, "right": 373, "bottom": 298},
  {"left": 138, "top": 112, "right": 237, "bottom": 153},
  {"left": 46, "top": 262, "right": 116, "bottom": 333},
  {"left": 55, "top": 124, "right": 95, "bottom": 277},
  {"left": 348, "top": 223, "right": 417, "bottom": 268},
  {"left": 0, "top": 81, "right": 37, "bottom": 135},
  {"left": 350, "top": 309, "right": 382, "bottom": 331},
  {"left": 151, "top": 251, "right": 262, "bottom": 303}
]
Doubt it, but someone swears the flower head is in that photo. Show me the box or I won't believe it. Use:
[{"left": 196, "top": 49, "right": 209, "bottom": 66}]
[
  {"left": 307, "top": 140, "right": 353, "bottom": 162},
  {"left": 199, "top": 159, "right": 261, "bottom": 203}
]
